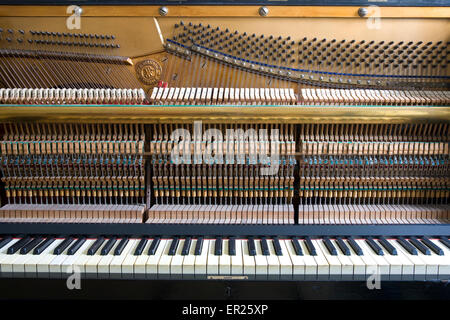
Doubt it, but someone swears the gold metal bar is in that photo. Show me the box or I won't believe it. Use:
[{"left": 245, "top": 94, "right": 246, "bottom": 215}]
[
  {"left": 1, "top": 106, "right": 449, "bottom": 124},
  {"left": 0, "top": 5, "right": 449, "bottom": 18}
]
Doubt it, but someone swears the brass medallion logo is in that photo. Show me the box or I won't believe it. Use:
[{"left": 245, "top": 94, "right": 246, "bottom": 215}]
[{"left": 135, "top": 59, "right": 162, "bottom": 86}]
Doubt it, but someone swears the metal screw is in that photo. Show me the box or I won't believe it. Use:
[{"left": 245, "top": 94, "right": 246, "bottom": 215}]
[
  {"left": 358, "top": 7, "right": 368, "bottom": 18},
  {"left": 159, "top": 6, "right": 168, "bottom": 16},
  {"left": 259, "top": 6, "right": 269, "bottom": 17}
]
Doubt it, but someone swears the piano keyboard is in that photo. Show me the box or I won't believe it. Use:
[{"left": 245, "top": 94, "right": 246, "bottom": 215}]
[{"left": 0, "top": 235, "right": 448, "bottom": 281}]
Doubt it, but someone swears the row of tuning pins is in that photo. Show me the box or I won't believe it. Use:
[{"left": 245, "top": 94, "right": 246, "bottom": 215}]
[{"left": 172, "top": 21, "right": 448, "bottom": 78}]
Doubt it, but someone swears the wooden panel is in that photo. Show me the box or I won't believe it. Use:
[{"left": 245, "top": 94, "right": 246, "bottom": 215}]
[
  {"left": 0, "top": 5, "right": 449, "bottom": 18},
  {"left": 1, "top": 17, "right": 448, "bottom": 59}
]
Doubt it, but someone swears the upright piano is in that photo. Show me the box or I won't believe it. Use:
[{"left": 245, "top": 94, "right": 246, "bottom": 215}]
[{"left": 0, "top": 0, "right": 448, "bottom": 299}]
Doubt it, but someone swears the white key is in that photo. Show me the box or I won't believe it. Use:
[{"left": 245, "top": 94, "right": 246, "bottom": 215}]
[
  {"left": 84, "top": 240, "right": 106, "bottom": 275},
  {"left": 182, "top": 239, "right": 196, "bottom": 275},
  {"left": 314, "top": 240, "right": 341, "bottom": 279},
  {"left": 219, "top": 240, "right": 231, "bottom": 275},
  {"left": 274, "top": 240, "right": 292, "bottom": 276},
  {"left": 266, "top": 240, "right": 280, "bottom": 275},
  {"left": 194, "top": 239, "right": 208, "bottom": 275},
  {"left": 430, "top": 239, "right": 450, "bottom": 278},
  {"left": 0, "top": 239, "right": 27, "bottom": 274},
  {"left": 12, "top": 241, "right": 48, "bottom": 274},
  {"left": 146, "top": 239, "right": 167, "bottom": 275},
  {"left": 170, "top": 239, "right": 185, "bottom": 275},
  {"left": 376, "top": 239, "right": 404, "bottom": 279},
  {"left": 96, "top": 239, "right": 120, "bottom": 276},
  {"left": 242, "top": 240, "right": 256, "bottom": 276},
  {"left": 48, "top": 240, "right": 76, "bottom": 275},
  {"left": 342, "top": 240, "right": 366, "bottom": 278},
  {"left": 299, "top": 241, "right": 320, "bottom": 277},
  {"left": 356, "top": 240, "right": 390, "bottom": 279},
  {"left": 110, "top": 239, "right": 136, "bottom": 275},
  {"left": 231, "top": 239, "right": 243, "bottom": 275},
  {"left": 158, "top": 239, "right": 174, "bottom": 274},
  {"left": 70, "top": 239, "right": 97, "bottom": 274},
  {"left": 121, "top": 240, "right": 142, "bottom": 276},
  {"left": 133, "top": 240, "right": 151, "bottom": 275},
  {"left": 385, "top": 239, "right": 414, "bottom": 279},
  {"left": 331, "top": 240, "right": 354, "bottom": 279},
  {"left": 207, "top": 239, "right": 219, "bottom": 275},
  {"left": 302, "top": 241, "right": 326, "bottom": 278},
  {"left": 282, "top": 240, "right": 305, "bottom": 276},
  {"left": 23, "top": 239, "right": 66, "bottom": 275},
  {"left": 254, "top": 240, "right": 268, "bottom": 275},
  {"left": 0, "top": 239, "right": 21, "bottom": 270},
  {"left": 60, "top": 239, "right": 93, "bottom": 276}
]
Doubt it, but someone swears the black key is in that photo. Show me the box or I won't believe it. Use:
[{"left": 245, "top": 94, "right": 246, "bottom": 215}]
[
  {"left": 194, "top": 237, "right": 203, "bottom": 256},
  {"left": 168, "top": 237, "right": 179, "bottom": 256},
  {"left": 304, "top": 237, "right": 316, "bottom": 256},
  {"left": 33, "top": 237, "right": 55, "bottom": 255},
  {"left": 397, "top": 237, "right": 417, "bottom": 255},
  {"left": 148, "top": 237, "right": 161, "bottom": 255},
  {"left": 323, "top": 236, "right": 337, "bottom": 255},
  {"left": 67, "top": 237, "right": 86, "bottom": 255},
  {"left": 53, "top": 237, "right": 74, "bottom": 255},
  {"left": 7, "top": 237, "right": 32, "bottom": 255},
  {"left": 347, "top": 236, "right": 363, "bottom": 256},
  {"left": 272, "top": 237, "right": 283, "bottom": 256},
  {"left": 439, "top": 237, "right": 450, "bottom": 250},
  {"left": 260, "top": 237, "right": 270, "bottom": 256},
  {"left": 88, "top": 237, "right": 105, "bottom": 255},
  {"left": 214, "top": 237, "right": 223, "bottom": 256},
  {"left": 248, "top": 237, "right": 256, "bottom": 256},
  {"left": 421, "top": 237, "right": 443, "bottom": 256},
  {"left": 134, "top": 238, "right": 148, "bottom": 256},
  {"left": 20, "top": 237, "right": 44, "bottom": 254},
  {"left": 228, "top": 237, "right": 236, "bottom": 256},
  {"left": 181, "top": 237, "right": 191, "bottom": 256},
  {"left": 291, "top": 237, "right": 303, "bottom": 256},
  {"left": 0, "top": 236, "right": 12, "bottom": 250},
  {"left": 409, "top": 236, "right": 430, "bottom": 255},
  {"left": 101, "top": 237, "right": 117, "bottom": 255},
  {"left": 378, "top": 236, "right": 397, "bottom": 255},
  {"left": 114, "top": 238, "right": 129, "bottom": 255},
  {"left": 365, "top": 237, "right": 384, "bottom": 256},
  {"left": 335, "top": 237, "right": 350, "bottom": 256}
]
